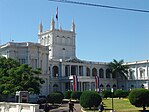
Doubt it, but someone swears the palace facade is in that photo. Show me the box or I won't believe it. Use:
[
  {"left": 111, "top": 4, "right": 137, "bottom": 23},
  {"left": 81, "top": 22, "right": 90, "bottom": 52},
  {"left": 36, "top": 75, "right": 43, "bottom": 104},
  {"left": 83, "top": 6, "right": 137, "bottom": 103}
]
[{"left": 0, "top": 17, "right": 149, "bottom": 96}]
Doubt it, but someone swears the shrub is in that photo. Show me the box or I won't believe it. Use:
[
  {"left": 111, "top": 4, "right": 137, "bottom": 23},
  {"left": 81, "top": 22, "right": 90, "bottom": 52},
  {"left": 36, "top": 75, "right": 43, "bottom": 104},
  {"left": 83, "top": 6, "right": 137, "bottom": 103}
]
[
  {"left": 47, "top": 92, "right": 63, "bottom": 105},
  {"left": 122, "top": 91, "right": 129, "bottom": 98},
  {"left": 80, "top": 91, "right": 102, "bottom": 109},
  {"left": 71, "top": 91, "right": 82, "bottom": 100},
  {"left": 114, "top": 90, "right": 128, "bottom": 98},
  {"left": 64, "top": 91, "right": 72, "bottom": 99},
  {"left": 55, "top": 91, "right": 64, "bottom": 99},
  {"left": 129, "top": 88, "right": 149, "bottom": 111},
  {"left": 36, "top": 96, "right": 46, "bottom": 104},
  {"left": 102, "top": 90, "right": 112, "bottom": 98}
]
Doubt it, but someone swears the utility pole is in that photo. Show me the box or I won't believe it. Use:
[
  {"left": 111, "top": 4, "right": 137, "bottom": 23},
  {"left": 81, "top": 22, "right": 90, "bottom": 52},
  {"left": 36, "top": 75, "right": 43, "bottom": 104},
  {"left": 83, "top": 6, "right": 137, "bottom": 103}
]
[{"left": 111, "top": 88, "right": 114, "bottom": 111}]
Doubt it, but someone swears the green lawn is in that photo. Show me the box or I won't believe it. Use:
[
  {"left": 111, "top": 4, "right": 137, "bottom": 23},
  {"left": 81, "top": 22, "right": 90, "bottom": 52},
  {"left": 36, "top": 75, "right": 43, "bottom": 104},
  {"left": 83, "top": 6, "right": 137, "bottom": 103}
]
[{"left": 84, "top": 98, "right": 149, "bottom": 112}]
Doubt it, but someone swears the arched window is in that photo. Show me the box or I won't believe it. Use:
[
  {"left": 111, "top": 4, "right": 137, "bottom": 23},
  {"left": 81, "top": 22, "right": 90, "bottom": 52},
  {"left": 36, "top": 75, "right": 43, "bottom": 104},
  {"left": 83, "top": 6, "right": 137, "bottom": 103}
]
[
  {"left": 106, "top": 69, "right": 111, "bottom": 78},
  {"left": 106, "top": 84, "right": 110, "bottom": 90},
  {"left": 99, "top": 68, "right": 104, "bottom": 78},
  {"left": 113, "top": 84, "right": 117, "bottom": 90},
  {"left": 86, "top": 67, "right": 90, "bottom": 76},
  {"left": 113, "top": 84, "right": 116, "bottom": 88},
  {"left": 92, "top": 68, "right": 97, "bottom": 76},
  {"left": 112, "top": 73, "right": 116, "bottom": 79},
  {"left": 100, "top": 84, "right": 104, "bottom": 88},
  {"left": 52, "top": 66, "right": 59, "bottom": 77},
  {"left": 71, "top": 66, "right": 76, "bottom": 75},
  {"left": 100, "top": 84, "right": 104, "bottom": 91}
]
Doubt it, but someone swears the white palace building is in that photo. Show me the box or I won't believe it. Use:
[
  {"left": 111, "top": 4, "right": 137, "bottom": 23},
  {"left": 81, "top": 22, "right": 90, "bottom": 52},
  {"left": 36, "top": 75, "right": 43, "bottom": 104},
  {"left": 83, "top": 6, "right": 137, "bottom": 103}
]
[{"left": 0, "top": 17, "right": 149, "bottom": 96}]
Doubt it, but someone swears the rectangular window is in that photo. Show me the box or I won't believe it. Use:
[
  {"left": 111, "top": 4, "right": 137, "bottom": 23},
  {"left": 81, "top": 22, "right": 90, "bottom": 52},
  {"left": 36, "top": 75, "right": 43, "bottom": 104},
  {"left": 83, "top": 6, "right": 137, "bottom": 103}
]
[
  {"left": 35, "top": 59, "right": 37, "bottom": 69},
  {"left": 19, "top": 59, "right": 26, "bottom": 64}
]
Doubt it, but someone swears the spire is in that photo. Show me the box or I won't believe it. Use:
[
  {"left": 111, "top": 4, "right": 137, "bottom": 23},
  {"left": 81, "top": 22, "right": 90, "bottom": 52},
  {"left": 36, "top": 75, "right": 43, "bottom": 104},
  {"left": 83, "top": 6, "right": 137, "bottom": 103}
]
[
  {"left": 60, "top": 24, "right": 62, "bottom": 31},
  {"left": 50, "top": 16, "right": 55, "bottom": 30},
  {"left": 38, "top": 21, "right": 43, "bottom": 34},
  {"left": 71, "top": 19, "right": 75, "bottom": 32}
]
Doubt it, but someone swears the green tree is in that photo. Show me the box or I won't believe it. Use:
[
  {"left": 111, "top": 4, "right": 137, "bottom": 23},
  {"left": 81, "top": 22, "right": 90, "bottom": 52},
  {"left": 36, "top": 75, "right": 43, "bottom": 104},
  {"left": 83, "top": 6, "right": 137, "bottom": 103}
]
[
  {"left": 0, "top": 57, "right": 45, "bottom": 99},
  {"left": 64, "top": 91, "right": 72, "bottom": 99},
  {"left": 108, "top": 59, "right": 129, "bottom": 89},
  {"left": 80, "top": 91, "right": 102, "bottom": 109},
  {"left": 114, "top": 90, "right": 128, "bottom": 99},
  {"left": 55, "top": 91, "right": 64, "bottom": 99},
  {"left": 102, "top": 90, "right": 112, "bottom": 99},
  {"left": 129, "top": 88, "right": 149, "bottom": 111},
  {"left": 47, "top": 92, "right": 63, "bottom": 105},
  {"left": 71, "top": 91, "right": 82, "bottom": 100}
]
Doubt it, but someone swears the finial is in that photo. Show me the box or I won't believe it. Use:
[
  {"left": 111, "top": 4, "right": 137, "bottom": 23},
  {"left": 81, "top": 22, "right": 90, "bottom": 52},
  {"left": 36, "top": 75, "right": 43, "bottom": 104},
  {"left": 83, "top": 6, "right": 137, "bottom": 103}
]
[
  {"left": 38, "top": 21, "right": 43, "bottom": 34},
  {"left": 50, "top": 16, "right": 55, "bottom": 30},
  {"left": 71, "top": 19, "right": 75, "bottom": 32},
  {"left": 60, "top": 24, "right": 62, "bottom": 31}
]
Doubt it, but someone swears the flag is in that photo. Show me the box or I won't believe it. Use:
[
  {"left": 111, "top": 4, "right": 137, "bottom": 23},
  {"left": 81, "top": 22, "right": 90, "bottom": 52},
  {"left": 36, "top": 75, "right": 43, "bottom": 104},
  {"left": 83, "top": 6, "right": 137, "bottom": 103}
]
[
  {"left": 73, "top": 75, "right": 78, "bottom": 91},
  {"left": 56, "top": 6, "right": 58, "bottom": 20},
  {"left": 95, "top": 75, "right": 100, "bottom": 92}
]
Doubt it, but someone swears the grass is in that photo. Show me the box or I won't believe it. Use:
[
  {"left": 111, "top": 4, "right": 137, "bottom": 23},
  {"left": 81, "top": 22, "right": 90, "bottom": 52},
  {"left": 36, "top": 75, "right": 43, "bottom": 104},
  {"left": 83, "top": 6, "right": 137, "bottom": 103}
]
[{"left": 84, "top": 98, "right": 149, "bottom": 112}]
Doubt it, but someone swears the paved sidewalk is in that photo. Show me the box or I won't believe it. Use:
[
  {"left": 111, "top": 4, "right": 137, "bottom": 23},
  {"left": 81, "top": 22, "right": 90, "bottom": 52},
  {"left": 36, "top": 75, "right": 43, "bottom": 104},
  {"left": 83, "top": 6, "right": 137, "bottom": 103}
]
[{"left": 50, "top": 102, "right": 82, "bottom": 112}]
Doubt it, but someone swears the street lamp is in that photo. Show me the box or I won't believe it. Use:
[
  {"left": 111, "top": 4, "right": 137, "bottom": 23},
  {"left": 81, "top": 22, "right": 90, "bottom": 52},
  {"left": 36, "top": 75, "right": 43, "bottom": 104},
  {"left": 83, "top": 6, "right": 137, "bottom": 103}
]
[
  {"left": 59, "top": 59, "right": 62, "bottom": 78},
  {"left": 111, "top": 88, "right": 114, "bottom": 111}
]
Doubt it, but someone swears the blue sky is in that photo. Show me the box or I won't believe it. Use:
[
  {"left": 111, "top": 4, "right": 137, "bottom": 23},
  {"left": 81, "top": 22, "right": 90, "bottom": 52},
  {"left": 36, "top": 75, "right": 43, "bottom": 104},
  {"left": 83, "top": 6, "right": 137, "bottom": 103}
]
[{"left": 0, "top": 0, "right": 149, "bottom": 62}]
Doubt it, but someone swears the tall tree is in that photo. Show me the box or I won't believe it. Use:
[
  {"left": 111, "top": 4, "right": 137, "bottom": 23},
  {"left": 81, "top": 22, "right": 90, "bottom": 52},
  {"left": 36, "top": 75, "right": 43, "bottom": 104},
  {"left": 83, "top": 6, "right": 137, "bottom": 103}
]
[
  {"left": 108, "top": 59, "right": 129, "bottom": 89},
  {"left": 0, "top": 56, "right": 45, "bottom": 100}
]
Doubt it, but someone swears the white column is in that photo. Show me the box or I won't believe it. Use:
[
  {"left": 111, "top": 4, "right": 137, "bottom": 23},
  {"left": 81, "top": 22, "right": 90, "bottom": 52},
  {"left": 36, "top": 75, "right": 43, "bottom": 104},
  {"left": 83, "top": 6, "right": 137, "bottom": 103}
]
[
  {"left": 136, "top": 66, "right": 138, "bottom": 80},
  {"left": 81, "top": 82, "right": 83, "bottom": 91},
  {"left": 89, "top": 82, "right": 92, "bottom": 91},
  {"left": 146, "top": 63, "right": 149, "bottom": 78},
  {"left": 97, "top": 68, "right": 99, "bottom": 77},
  {"left": 83, "top": 66, "right": 86, "bottom": 76},
  {"left": 69, "top": 65, "right": 71, "bottom": 76},
  {"left": 103, "top": 69, "right": 106, "bottom": 79},
  {"left": 90, "top": 67, "right": 92, "bottom": 77},
  {"left": 62, "top": 65, "right": 65, "bottom": 77},
  {"left": 136, "top": 66, "right": 138, "bottom": 88},
  {"left": 46, "top": 54, "right": 48, "bottom": 74},
  {"left": 50, "top": 65, "right": 53, "bottom": 78}
]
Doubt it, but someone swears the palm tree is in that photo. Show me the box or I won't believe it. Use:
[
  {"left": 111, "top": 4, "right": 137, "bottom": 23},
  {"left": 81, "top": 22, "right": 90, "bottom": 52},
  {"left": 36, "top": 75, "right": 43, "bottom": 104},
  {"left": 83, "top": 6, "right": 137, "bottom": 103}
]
[{"left": 108, "top": 59, "right": 129, "bottom": 89}]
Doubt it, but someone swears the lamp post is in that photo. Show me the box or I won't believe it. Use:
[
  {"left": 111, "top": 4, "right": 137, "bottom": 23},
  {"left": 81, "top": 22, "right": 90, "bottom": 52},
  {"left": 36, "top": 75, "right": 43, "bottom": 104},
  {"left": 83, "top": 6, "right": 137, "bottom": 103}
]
[
  {"left": 111, "top": 88, "right": 114, "bottom": 111},
  {"left": 59, "top": 59, "right": 62, "bottom": 78}
]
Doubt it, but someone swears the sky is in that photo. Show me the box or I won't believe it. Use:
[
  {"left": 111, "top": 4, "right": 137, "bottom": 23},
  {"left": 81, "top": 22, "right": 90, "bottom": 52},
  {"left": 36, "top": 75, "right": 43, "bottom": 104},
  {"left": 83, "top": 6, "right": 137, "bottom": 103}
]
[{"left": 0, "top": 0, "right": 149, "bottom": 62}]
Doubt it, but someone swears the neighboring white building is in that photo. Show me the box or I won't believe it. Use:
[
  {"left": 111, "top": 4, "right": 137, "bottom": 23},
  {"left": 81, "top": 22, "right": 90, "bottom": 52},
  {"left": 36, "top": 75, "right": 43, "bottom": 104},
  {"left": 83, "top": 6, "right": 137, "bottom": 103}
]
[
  {"left": 0, "top": 17, "right": 149, "bottom": 96},
  {"left": 0, "top": 42, "right": 49, "bottom": 95},
  {"left": 125, "top": 60, "right": 149, "bottom": 90}
]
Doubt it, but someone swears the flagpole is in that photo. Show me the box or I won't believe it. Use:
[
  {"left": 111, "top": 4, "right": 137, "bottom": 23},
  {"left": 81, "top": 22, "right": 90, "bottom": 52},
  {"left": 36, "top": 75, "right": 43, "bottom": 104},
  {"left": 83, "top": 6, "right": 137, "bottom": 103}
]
[
  {"left": 56, "top": 6, "right": 58, "bottom": 29},
  {"left": 57, "top": 18, "right": 58, "bottom": 29}
]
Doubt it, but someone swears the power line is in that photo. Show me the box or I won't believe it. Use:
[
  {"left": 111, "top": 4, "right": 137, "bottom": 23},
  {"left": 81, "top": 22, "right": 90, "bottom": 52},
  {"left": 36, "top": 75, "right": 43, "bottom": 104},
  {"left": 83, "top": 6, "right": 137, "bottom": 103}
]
[{"left": 48, "top": 0, "right": 149, "bottom": 13}]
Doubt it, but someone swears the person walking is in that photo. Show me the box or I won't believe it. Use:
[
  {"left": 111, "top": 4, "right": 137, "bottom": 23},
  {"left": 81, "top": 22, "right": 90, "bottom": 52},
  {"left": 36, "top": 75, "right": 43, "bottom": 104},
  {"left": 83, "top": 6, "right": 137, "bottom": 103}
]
[
  {"left": 44, "top": 102, "right": 50, "bottom": 112},
  {"left": 98, "top": 102, "right": 104, "bottom": 112},
  {"left": 69, "top": 99, "right": 74, "bottom": 112}
]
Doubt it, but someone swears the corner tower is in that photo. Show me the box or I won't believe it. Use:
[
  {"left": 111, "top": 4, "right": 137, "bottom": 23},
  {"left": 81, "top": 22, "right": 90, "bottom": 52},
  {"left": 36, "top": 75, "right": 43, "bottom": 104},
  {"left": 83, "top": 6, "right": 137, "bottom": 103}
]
[{"left": 38, "top": 18, "right": 76, "bottom": 60}]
